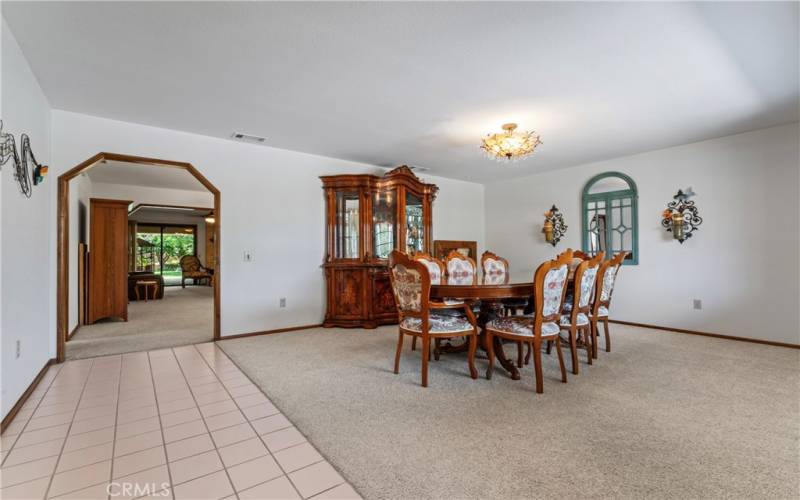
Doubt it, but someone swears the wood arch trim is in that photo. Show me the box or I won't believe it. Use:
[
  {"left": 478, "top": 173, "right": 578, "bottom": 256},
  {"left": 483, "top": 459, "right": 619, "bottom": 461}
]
[{"left": 56, "top": 152, "right": 221, "bottom": 362}]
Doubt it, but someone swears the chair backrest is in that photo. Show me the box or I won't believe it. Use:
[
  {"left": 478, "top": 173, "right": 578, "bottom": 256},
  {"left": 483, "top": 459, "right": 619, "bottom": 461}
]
[
  {"left": 388, "top": 250, "right": 430, "bottom": 317},
  {"left": 445, "top": 250, "right": 477, "bottom": 285},
  {"left": 532, "top": 250, "right": 573, "bottom": 334},
  {"left": 180, "top": 255, "right": 202, "bottom": 272},
  {"left": 480, "top": 251, "right": 508, "bottom": 282},
  {"left": 569, "top": 253, "right": 604, "bottom": 317},
  {"left": 412, "top": 252, "right": 444, "bottom": 285},
  {"left": 573, "top": 250, "right": 591, "bottom": 260},
  {"left": 594, "top": 251, "right": 626, "bottom": 312}
]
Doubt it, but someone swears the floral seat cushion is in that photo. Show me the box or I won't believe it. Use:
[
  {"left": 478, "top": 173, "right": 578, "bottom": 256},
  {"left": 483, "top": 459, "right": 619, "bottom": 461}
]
[
  {"left": 560, "top": 312, "right": 589, "bottom": 326},
  {"left": 486, "top": 316, "right": 559, "bottom": 337},
  {"left": 400, "top": 313, "right": 474, "bottom": 334},
  {"left": 596, "top": 305, "right": 609, "bottom": 317}
]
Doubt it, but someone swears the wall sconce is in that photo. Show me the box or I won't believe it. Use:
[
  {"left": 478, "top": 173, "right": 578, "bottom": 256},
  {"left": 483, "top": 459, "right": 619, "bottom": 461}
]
[
  {"left": 542, "top": 204, "right": 567, "bottom": 246},
  {"left": 661, "top": 189, "right": 702, "bottom": 244},
  {"left": 0, "top": 120, "right": 48, "bottom": 198}
]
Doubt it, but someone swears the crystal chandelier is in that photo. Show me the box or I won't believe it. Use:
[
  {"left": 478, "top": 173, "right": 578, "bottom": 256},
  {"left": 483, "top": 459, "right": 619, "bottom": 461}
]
[{"left": 480, "top": 123, "right": 542, "bottom": 162}]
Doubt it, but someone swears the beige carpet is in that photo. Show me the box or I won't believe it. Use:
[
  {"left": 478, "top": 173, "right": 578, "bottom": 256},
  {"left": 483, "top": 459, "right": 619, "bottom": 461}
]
[
  {"left": 67, "top": 286, "right": 213, "bottom": 360},
  {"left": 218, "top": 324, "right": 800, "bottom": 500}
]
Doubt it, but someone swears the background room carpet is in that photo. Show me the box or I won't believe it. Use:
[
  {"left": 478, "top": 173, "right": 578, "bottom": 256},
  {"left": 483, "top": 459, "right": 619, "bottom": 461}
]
[
  {"left": 67, "top": 286, "right": 213, "bottom": 360},
  {"left": 218, "top": 325, "right": 800, "bottom": 500}
]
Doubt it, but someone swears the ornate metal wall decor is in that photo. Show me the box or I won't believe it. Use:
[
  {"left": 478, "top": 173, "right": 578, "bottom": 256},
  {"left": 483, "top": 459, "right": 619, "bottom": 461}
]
[
  {"left": 542, "top": 204, "right": 567, "bottom": 246},
  {"left": 661, "top": 188, "right": 702, "bottom": 244},
  {"left": 0, "top": 120, "right": 48, "bottom": 198}
]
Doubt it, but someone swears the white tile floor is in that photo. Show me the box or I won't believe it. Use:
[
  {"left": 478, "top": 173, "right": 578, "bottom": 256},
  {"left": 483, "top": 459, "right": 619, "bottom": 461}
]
[{"left": 1, "top": 344, "right": 360, "bottom": 500}]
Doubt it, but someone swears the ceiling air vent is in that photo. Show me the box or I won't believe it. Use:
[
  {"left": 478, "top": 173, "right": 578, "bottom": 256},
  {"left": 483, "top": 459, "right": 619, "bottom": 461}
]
[{"left": 231, "top": 132, "right": 267, "bottom": 144}]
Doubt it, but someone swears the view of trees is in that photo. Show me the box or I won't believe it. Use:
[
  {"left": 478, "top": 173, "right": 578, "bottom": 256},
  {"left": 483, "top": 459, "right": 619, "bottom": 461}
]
[{"left": 137, "top": 231, "right": 195, "bottom": 274}]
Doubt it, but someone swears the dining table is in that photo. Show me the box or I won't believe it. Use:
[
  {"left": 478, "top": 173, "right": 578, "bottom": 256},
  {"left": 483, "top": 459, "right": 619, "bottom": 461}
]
[{"left": 429, "top": 267, "right": 577, "bottom": 380}]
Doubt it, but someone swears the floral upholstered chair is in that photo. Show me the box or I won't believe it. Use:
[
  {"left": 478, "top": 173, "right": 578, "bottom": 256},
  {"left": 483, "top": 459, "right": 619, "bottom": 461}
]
[
  {"left": 445, "top": 250, "right": 477, "bottom": 286},
  {"left": 557, "top": 253, "right": 603, "bottom": 375},
  {"left": 484, "top": 250, "right": 572, "bottom": 394},
  {"left": 410, "top": 252, "right": 464, "bottom": 352},
  {"left": 179, "top": 255, "right": 212, "bottom": 288},
  {"left": 389, "top": 251, "right": 478, "bottom": 387},
  {"left": 481, "top": 251, "right": 528, "bottom": 317},
  {"left": 590, "top": 251, "right": 626, "bottom": 358}
]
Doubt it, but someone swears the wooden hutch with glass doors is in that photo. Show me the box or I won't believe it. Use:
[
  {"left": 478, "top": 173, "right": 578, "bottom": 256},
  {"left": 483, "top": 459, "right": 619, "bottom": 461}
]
[{"left": 321, "top": 166, "right": 438, "bottom": 328}]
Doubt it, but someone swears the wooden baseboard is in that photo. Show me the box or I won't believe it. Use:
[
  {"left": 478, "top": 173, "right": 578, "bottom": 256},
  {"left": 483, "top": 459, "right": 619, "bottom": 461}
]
[
  {"left": 610, "top": 320, "right": 799, "bottom": 349},
  {"left": 66, "top": 324, "right": 79, "bottom": 341},
  {"left": 1, "top": 358, "right": 57, "bottom": 433},
  {"left": 219, "top": 324, "right": 322, "bottom": 340}
]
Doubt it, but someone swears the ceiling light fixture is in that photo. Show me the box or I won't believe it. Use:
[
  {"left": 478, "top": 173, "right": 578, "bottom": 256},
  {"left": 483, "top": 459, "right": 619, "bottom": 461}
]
[{"left": 480, "top": 123, "right": 542, "bottom": 163}]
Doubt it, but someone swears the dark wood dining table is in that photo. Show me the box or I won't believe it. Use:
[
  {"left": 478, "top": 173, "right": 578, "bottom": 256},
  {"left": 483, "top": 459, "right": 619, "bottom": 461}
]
[
  {"left": 430, "top": 269, "right": 577, "bottom": 380},
  {"left": 430, "top": 272, "right": 535, "bottom": 380}
]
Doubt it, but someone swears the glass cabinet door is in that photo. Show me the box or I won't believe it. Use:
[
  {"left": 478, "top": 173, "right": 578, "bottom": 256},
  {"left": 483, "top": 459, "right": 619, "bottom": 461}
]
[
  {"left": 405, "top": 191, "right": 424, "bottom": 253},
  {"left": 335, "top": 191, "right": 360, "bottom": 259},
  {"left": 372, "top": 189, "right": 396, "bottom": 259}
]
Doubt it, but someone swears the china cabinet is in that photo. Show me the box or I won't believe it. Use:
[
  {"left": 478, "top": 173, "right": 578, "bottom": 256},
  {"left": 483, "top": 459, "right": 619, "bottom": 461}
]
[{"left": 321, "top": 166, "right": 438, "bottom": 328}]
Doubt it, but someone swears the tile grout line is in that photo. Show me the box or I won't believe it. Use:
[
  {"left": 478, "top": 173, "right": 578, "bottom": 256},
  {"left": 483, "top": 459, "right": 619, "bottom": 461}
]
[
  {"left": 42, "top": 358, "right": 98, "bottom": 500},
  {"left": 1, "top": 364, "right": 64, "bottom": 468},
  {"left": 191, "top": 344, "right": 307, "bottom": 499},
  {"left": 105, "top": 352, "right": 125, "bottom": 500},
  {"left": 211, "top": 342, "right": 356, "bottom": 497},
  {"left": 146, "top": 350, "right": 177, "bottom": 500},
  {"left": 168, "top": 346, "right": 239, "bottom": 499}
]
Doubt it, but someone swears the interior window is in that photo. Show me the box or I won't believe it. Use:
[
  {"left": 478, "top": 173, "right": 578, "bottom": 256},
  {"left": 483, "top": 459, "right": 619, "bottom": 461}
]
[{"left": 582, "top": 172, "right": 638, "bottom": 264}]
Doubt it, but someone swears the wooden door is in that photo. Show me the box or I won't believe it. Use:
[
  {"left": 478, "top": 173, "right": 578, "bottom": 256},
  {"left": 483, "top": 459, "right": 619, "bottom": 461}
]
[{"left": 88, "top": 199, "right": 131, "bottom": 323}]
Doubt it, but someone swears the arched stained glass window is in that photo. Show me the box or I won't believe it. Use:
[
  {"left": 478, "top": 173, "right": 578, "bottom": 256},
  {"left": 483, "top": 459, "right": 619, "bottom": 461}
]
[{"left": 581, "top": 172, "right": 638, "bottom": 265}]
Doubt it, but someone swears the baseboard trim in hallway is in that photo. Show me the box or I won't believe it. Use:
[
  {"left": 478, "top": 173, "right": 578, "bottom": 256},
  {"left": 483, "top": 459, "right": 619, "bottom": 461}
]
[
  {"left": 1, "top": 358, "right": 56, "bottom": 433},
  {"left": 610, "top": 319, "right": 799, "bottom": 349},
  {"left": 222, "top": 324, "right": 322, "bottom": 340}
]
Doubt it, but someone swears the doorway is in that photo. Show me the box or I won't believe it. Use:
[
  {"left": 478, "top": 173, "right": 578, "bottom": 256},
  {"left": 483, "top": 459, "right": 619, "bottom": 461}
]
[{"left": 56, "top": 153, "right": 221, "bottom": 362}]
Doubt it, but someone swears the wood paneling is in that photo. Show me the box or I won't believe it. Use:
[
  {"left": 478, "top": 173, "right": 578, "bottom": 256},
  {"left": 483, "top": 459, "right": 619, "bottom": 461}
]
[{"left": 88, "top": 198, "right": 131, "bottom": 324}]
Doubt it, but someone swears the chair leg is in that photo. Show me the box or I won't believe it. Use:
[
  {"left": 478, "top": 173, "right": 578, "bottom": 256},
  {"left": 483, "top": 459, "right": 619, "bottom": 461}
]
[
  {"left": 434, "top": 339, "right": 441, "bottom": 361},
  {"left": 546, "top": 340, "right": 552, "bottom": 355},
  {"left": 583, "top": 326, "right": 593, "bottom": 365},
  {"left": 516, "top": 341, "right": 524, "bottom": 368},
  {"left": 554, "top": 337, "right": 568, "bottom": 383},
  {"left": 591, "top": 320, "right": 599, "bottom": 359},
  {"left": 485, "top": 331, "right": 495, "bottom": 380},
  {"left": 524, "top": 342, "right": 531, "bottom": 365},
  {"left": 532, "top": 340, "right": 544, "bottom": 394},
  {"left": 467, "top": 334, "right": 478, "bottom": 379},
  {"left": 181, "top": 278, "right": 186, "bottom": 289},
  {"left": 420, "top": 335, "right": 430, "bottom": 387},
  {"left": 603, "top": 318, "right": 611, "bottom": 352},
  {"left": 569, "top": 326, "right": 579, "bottom": 375},
  {"left": 393, "top": 331, "right": 404, "bottom": 374},
  {"left": 411, "top": 336, "right": 417, "bottom": 351}
]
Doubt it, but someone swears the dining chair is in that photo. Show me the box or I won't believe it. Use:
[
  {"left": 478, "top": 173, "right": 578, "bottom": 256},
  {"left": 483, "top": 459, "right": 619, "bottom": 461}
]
[
  {"left": 590, "top": 251, "right": 626, "bottom": 358},
  {"left": 389, "top": 251, "right": 478, "bottom": 387},
  {"left": 444, "top": 250, "right": 477, "bottom": 285},
  {"left": 481, "top": 251, "right": 528, "bottom": 316},
  {"left": 484, "top": 250, "right": 572, "bottom": 394},
  {"left": 411, "top": 252, "right": 464, "bottom": 353},
  {"left": 557, "top": 253, "right": 603, "bottom": 375}
]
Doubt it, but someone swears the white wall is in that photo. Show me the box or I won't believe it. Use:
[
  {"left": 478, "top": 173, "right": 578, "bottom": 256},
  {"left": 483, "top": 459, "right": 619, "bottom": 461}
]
[
  {"left": 1, "top": 20, "right": 53, "bottom": 417},
  {"left": 485, "top": 123, "right": 800, "bottom": 344},
  {"left": 66, "top": 173, "right": 92, "bottom": 334},
  {"left": 50, "top": 110, "right": 485, "bottom": 337}
]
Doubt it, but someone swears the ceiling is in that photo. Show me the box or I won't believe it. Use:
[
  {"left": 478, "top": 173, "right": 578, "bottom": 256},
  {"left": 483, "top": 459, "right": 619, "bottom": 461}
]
[
  {"left": 4, "top": 2, "right": 798, "bottom": 183},
  {"left": 129, "top": 206, "right": 210, "bottom": 219},
  {"left": 86, "top": 160, "right": 209, "bottom": 192}
]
